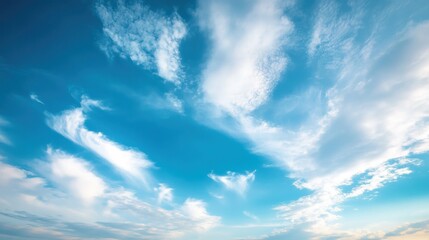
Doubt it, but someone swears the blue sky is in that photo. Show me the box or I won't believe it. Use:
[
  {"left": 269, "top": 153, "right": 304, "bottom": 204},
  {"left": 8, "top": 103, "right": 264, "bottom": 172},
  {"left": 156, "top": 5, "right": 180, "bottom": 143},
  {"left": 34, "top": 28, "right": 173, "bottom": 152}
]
[{"left": 1, "top": 0, "right": 429, "bottom": 239}]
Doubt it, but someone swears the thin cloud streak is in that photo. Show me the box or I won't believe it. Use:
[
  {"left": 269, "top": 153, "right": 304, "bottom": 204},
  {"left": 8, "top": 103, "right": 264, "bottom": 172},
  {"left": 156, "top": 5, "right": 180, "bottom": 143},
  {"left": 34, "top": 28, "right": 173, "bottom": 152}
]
[
  {"left": 47, "top": 96, "right": 153, "bottom": 186},
  {"left": 30, "top": 93, "right": 44, "bottom": 105}
]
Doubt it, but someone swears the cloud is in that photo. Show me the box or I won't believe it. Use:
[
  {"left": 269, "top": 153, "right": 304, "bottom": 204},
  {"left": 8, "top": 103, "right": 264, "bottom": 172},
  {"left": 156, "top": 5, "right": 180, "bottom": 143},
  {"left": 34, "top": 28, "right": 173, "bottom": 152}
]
[
  {"left": 0, "top": 116, "right": 11, "bottom": 145},
  {"left": 0, "top": 160, "right": 71, "bottom": 219},
  {"left": 262, "top": 219, "right": 429, "bottom": 240},
  {"left": 307, "top": 0, "right": 362, "bottom": 57},
  {"left": 272, "top": 17, "right": 429, "bottom": 233},
  {"left": 197, "top": 0, "right": 429, "bottom": 235},
  {"left": 44, "top": 147, "right": 107, "bottom": 204},
  {"left": 154, "top": 183, "right": 173, "bottom": 204},
  {"left": 208, "top": 170, "right": 255, "bottom": 196},
  {"left": 96, "top": 0, "right": 187, "bottom": 84},
  {"left": 180, "top": 198, "right": 220, "bottom": 232},
  {"left": 243, "top": 211, "right": 259, "bottom": 221},
  {"left": 47, "top": 96, "right": 153, "bottom": 185},
  {"left": 209, "top": 192, "right": 224, "bottom": 200},
  {"left": 274, "top": 158, "right": 420, "bottom": 228},
  {"left": 142, "top": 92, "right": 184, "bottom": 114},
  {"left": 0, "top": 162, "right": 43, "bottom": 189},
  {"left": 383, "top": 220, "right": 429, "bottom": 240},
  {"left": 0, "top": 152, "right": 220, "bottom": 239},
  {"left": 198, "top": 0, "right": 293, "bottom": 114},
  {"left": 101, "top": 190, "right": 220, "bottom": 237},
  {"left": 165, "top": 93, "right": 184, "bottom": 114},
  {"left": 0, "top": 221, "right": 79, "bottom": 240},
  {"left": 30, "top": 93, "right": 44, "bottom": 105}
]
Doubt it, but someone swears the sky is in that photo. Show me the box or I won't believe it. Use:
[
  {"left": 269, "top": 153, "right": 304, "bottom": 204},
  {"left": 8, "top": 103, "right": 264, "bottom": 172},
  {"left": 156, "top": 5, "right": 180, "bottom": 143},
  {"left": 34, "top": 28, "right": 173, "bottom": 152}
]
[{"left": 0, "top": 0, "right": 429, "bottom": 239}]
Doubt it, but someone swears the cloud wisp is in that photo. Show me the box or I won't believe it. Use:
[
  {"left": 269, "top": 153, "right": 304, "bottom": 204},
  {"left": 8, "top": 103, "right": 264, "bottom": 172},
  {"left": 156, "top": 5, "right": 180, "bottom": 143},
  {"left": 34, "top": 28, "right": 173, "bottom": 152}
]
[
  {"left": 96, "top": 0, "right": 187, "bottom": 84},
  {"left": 264, "top": 11, "right": 429, "bottom": 240},
  {"left": 0, "top": 150, "right": 220, "bottom": 239},
  {"left": 30, "top": 93, "right": 44, "bottom": 105},
  {"left": 208, "top": 170, "right": 256, "bottom": 196},
  {"left": 198, "top": 0, "right": 293, "bottom": 114},
  {"left": 47, "top": 96, "right": 153, "bottom": 185},
  {"left": 197, "top": 0, "right": 429, "bottom": 236},
  {"left": 154, "top": 183, "right": 173, "bottom": 205},
  {"left": 44, "top": 147, "right": 107, "bottom": 204},
  {"left": 0, "top": 116, "right": 11, "bottom": 145}
]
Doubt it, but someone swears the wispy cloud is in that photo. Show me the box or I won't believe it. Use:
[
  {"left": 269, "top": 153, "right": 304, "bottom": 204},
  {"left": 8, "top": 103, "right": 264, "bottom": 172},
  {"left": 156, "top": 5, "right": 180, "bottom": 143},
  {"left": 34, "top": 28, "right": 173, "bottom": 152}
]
[
  {"left": 208, "top": 170, "right": 255, "bottom": 196},
  {"left": 154, "top": 183, "right": 173, "bottom": 204},
  {"left": 0, "top": 116, "right": 11, "bottom": 145},
  {"left": 262, "top": 219, "right": 429, "bottom": 240},
  {"left": 272, "top": 14, "right": 429, "bottom": 235},
  {"left": 30, "top": 93, "right": 44, "bottom": 105},
  {"left": 307, "top": 0, "right": 362, "bottom": 57},
  {"left": 96, "top": 0, "right": 187, "bottom": 84},
  {"left": 180, "top": 198, "right": 220, "bottom": 232},
  {"left": 197, "top": 0, "right": 429, "bottom": 235},
  {"left": 243, "top": 211, "right": 259, "bottom": 221},
  {"left": 142, "top": 92, "right": 184, "bottom": 114},
  {"left": 198, "top": 0, "right": 293, "bottom": 114},
  {"left": 273, "top": 159, "right": 419, "bottom": 230},
  {"left": 209, "top": 192, "right": 224, "bottom": 200},
  {"left": 382, "top": 220, "right": 429, "bottom": 240},
  {"left": 0, "top": 151, "right": 220, "bottom": 239},
  {"left": 44, "top": 147, "right": 107, "bottom": 204},
  {"left": 46, "top": 96, "right": 153, "bottom": 185}
]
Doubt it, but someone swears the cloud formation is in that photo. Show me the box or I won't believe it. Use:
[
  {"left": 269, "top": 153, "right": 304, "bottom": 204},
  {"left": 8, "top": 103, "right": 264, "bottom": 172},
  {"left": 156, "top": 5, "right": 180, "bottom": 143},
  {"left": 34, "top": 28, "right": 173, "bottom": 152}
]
[
  {"left": 198, "top": 0, "right": 293, "bottom": 114},
  {"left": 47, "top": 96, "right": 153, "bottom": 185},
  {"left": 96, "top": 0, "right": 187, "bottom": 84},
  {"left": 0, "top": 116, "right": 11, "bottom": 145},
  {"left": 197, "top": 0, "right": 429, "bottom": 235},
  {"left": 30, "top": 93, "right": 44, "bottom": 105},
  {"left": 272, "top": 10, "right": 429, "bottom": 234},
  {"left": 208, "top": 170, "right": 255, "bottom": 196},
  {"left": 0, "top": 150, "right": 219, "bottom": 239},
  {"left": 154, "top": 183, "right": 173, "bottom": 204},
  {"left": 45, "top": 147, "right": 107, "bottom": 204}
]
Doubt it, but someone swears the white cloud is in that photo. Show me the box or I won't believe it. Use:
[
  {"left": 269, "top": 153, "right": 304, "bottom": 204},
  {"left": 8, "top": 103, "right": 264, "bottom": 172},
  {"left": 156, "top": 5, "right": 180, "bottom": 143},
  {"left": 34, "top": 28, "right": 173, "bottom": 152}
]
[
  {"left": 141, "top": 92, "right": 184, "bottom": 114},
  {"left": 307, "top": 0, "right": 362, "bottom": 57},
  {"left": 274, "top": 158, "right": 418, "bottom": 231},
  {"left": 0, "top": 116, "right": 11, "bottom": 145},
  {"left": 101, "top": 190, "right": 220, "bottom": 238},
  {"left": 30, "top": 93, "right": 44, "bottom": 105},
  {"left": 113, "top": 83, "right": 185, "bottom": 114},
  {"left": 209, "top": 192, "right": 224, "bottom": 200},
  {"left": 262, "top": 219, "right": 429, "bottom": 240},
  {"left": 382, "top": 220, "right": 429, "bottom": 240},
  {"left": 46, "top": 96, "right": 153, "bottom": 185},
  {"left": 347, "top": 158, "right": 419, "bottom": 198},
  {"left": 243, "top": 211, "right": 259, "bottom": 221},
  {"left": 198, "top": 0, "right": 293, "bottom": 114},
  {"left": 0, "top": 160, "right": 75, "bottom": 220},
  {"left": 272, "top": 19, "right": 429, "bottom": 232},
  {"left": 154, "top": 183, "right": 173, "bottom": 204},
  {"left": 197, "top": 0, "right": 429, "bottom": 235},
  {"left": 0, "top": 152, "right": 220, "bottom": 239},
  {"left": 96, "top": 0, "right": 187, "bottom": 84},
  {"left": 0, "top": 161, "right": 44, "bottom": 189},
  {"left": 208, "top": 170, "right": 255, "bottom": 196},
  {"left": 45, "top": 147, "right": 107, "bottom": 204},
  {"left": 180, "top": 198, "right": 220, "bottom": 232},
  {"left": 165, "top": 93, "right": 184, "bottom": 114}
]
